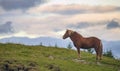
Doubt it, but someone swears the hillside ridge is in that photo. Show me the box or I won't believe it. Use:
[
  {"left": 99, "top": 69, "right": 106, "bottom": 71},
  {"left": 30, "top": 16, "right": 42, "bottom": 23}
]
[{"left": 0, "top": 43, "right": 120, "bottom": 71}]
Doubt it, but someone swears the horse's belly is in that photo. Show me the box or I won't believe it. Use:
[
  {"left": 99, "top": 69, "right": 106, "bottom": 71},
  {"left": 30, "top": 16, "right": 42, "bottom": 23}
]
[
  {"left": 81, "top": 46, "right": 93, "bottom": 49},
  {"left": 81, "top": 42, "right": 95, "bottom": 49}
]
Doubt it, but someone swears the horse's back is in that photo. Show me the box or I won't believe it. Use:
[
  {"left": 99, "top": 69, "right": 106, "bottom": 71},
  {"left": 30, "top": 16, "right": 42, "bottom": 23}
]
[
  {"left": 85, "top": 37, "right": 101, "bottom": 42},
  {"left": 82, "top": 37, "right": 101, "bottom": 48}
]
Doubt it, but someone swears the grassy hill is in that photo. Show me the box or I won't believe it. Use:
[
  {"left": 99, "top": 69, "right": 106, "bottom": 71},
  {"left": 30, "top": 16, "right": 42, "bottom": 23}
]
[{"left": 0, "top": 43, "right": 120, "bottom": 71}]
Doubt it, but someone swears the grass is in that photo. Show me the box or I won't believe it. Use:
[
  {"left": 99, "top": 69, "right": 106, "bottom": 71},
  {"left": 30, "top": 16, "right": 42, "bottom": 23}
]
[{"left": 0, "top": 43, "right": 120, "bottom": 71}]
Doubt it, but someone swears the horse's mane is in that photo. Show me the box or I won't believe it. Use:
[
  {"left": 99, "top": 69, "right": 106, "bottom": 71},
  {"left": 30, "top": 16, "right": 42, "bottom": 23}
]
[{"left": 73, "top": 31, "right": 83, "bottom": 37}]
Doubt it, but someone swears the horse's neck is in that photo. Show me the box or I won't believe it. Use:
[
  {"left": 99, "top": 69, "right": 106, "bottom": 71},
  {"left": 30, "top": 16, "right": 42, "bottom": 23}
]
[{"left": 70, "top": 32, "right": 83, "bottom": 42}]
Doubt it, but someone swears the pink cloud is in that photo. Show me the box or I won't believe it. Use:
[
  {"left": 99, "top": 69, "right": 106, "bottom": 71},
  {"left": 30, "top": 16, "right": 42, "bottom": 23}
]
[{"left": 28, "top": 4, "right": 120, "bottom": 15}]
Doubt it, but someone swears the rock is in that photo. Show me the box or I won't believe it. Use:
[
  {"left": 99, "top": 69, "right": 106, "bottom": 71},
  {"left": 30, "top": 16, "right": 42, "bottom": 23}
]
[
  {"left": 16, "top": 64, "right": 25, "bottom": 70},
  {"left": 0, "top": 59, "right": 38, "bottom": 71},
  {"left": 96, "top": 61, "right": 102, "bottom": 66},
  {"left": 29, "top": 62, "right": 36, "bottom": 67},
  {"left": 45, "top": 64, "right": 61, "bottom": 71},
  {"left": 3, "top": 63, "right": 9, "bottom": 70},
  {"left": 73, "top": 59, "right": 88, "bottom": 64},
  {"left": 118, "top": 67, "right": 120, "bottom": 71},
  {"left": 4, "top": 59, "right": 17, "bottom": 64},
  {"left": 48, "top": 55, "right": 54, "bottom": 60}
]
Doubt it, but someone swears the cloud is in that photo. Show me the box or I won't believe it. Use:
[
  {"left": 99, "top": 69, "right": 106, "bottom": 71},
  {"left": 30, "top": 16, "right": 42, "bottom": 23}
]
[
  {"left": 67, "top": 22, "right": 90, "bottom": 29},
  {"left": 66, "top": 20, "right": 110, "bottom": 29},
  {"left": 66, "top": 19, "right": 120, "bottom": 30},
  {"left": 107, "top": 19, "right": 120, "bottom": 29},
  {"left": 32, "top": 4, "right": 120, "bottom": 15},
  {"left": 0, "top": 7, "right": 120, "bottom": 41},
  {"left": 0, "top": 21, "right": 14, "bottom": 34},
  {"left": 0, "top": 0, "right": 45, "bottom": 11}
]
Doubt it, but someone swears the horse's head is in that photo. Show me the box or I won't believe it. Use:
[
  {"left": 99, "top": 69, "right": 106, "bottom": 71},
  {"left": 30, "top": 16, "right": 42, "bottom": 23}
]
[{"left": 63, "top": 29, "right": 74, "bottom": 39}]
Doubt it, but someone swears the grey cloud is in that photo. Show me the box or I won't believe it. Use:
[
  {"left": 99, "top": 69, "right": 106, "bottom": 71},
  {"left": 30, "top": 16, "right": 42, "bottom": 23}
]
[
  {"left": 60, "top": 7, "right": 120, "bottom": 15},
  {"left": 0, "top": 0, "right": 45, "bottom": 10},
  {"left": 107, "top": 19, "right": 120, "bottom": 29},
  {"left": 53, "top": 28, "right": 63, "bottom": 32},
  {"left": 0, "top": 21, "right": 14, "bottom": 34},
  {"left": 67, "top": 21, "right": 110, "bottom": 29},
  {"left": 45, "top": 9, "right": 86, "bottom": 15},
  {"left": 67, "top": 22, "right": 90, "bottom": 29},
  {"left": 67, "top": 20, "right": 120, "bottom": 30}
]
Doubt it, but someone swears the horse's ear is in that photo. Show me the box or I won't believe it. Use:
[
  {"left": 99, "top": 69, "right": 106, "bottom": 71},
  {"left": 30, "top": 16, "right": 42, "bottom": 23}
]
[{"left": 66, "top": 29, "right": 69, "bottom": 31}]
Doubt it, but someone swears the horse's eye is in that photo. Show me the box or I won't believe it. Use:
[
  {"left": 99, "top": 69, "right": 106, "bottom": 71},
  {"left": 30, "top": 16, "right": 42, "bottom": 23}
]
[{"left": 67, "top": 31, "right": 68, "bottom": 33}]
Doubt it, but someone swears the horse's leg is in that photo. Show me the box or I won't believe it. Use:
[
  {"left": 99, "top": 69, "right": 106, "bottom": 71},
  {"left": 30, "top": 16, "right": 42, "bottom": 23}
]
[
  {"left": 98, "top": 41, "right": 103, "bottom": 60},
  {"left": 99, "top": 46, "right": 103, "bottom": 60},
  {"left": 94, "top": 47, "right": 99, "bottom": 60},
  {"left": 77, "top": 48, "right": 81, "bottom": 59}
]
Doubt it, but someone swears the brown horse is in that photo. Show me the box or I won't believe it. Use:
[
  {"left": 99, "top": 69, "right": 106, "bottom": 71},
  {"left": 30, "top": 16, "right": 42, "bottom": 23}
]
[{"left": 63, "top": 29, "right": 103, "bottom": 60}]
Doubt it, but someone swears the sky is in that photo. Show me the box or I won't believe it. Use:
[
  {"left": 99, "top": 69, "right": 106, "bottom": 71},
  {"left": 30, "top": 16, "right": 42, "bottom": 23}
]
[{"left": 0, "top": 0, "right": 120, "bottom": 41}]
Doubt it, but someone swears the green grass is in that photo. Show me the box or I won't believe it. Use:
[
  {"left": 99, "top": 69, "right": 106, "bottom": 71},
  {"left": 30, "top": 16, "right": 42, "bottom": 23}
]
[{"left": 0, "top": 43, "right": 120, "bottom": 71}]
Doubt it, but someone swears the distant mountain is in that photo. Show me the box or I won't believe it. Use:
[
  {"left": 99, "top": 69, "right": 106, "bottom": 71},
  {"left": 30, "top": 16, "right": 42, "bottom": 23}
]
[
  {"left": 0, "top": 37, "right": 120, "bottom": 58},
  {"left": 0, "top": 37, "right": 73, "bottom": 48}
]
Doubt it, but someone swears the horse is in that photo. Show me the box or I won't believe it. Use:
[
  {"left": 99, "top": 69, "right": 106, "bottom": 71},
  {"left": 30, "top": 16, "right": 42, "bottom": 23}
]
[{"left": 63, "top": 29, "right": 103, "bottom": 60}]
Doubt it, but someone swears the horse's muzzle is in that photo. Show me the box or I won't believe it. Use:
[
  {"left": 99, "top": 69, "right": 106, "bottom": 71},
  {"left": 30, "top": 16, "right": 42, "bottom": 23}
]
[{"left": 63, "top": 36, "right": 66, "bottom": 39}]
